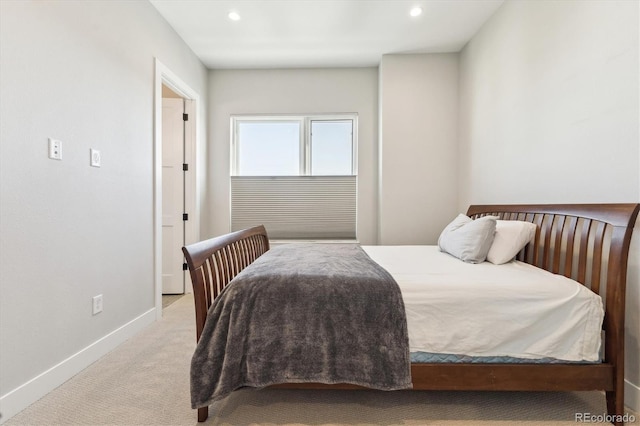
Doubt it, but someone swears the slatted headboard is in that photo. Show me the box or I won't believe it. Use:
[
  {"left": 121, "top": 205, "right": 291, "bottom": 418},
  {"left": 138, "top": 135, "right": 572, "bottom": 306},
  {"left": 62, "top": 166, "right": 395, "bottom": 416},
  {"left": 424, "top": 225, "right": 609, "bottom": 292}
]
[{"left": 467, "top": 204, "right": 638, "bottom": 287}]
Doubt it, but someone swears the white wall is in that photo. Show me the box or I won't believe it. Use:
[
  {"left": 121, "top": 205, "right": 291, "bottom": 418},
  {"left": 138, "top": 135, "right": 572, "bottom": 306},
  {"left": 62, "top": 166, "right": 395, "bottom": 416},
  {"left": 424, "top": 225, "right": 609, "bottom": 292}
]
[
  {"left": 378, "top": 54, "right": 459, "bottom": 245},
  {"left": 206, "top": 68, "right": 379, "bottom": 244},
  {"left": 0, "top": 0, "right": 207, "bottom": 421},
  {"left": 459, "top": 0, "right": 640, "bottom": 410}
]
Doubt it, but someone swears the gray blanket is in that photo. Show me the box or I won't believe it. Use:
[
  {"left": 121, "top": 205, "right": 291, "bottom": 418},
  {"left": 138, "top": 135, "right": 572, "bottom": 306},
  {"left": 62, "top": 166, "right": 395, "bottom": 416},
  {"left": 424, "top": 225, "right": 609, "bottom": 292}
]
[{"left": 190, "top": 243, "right": 412, "bottom": 408}]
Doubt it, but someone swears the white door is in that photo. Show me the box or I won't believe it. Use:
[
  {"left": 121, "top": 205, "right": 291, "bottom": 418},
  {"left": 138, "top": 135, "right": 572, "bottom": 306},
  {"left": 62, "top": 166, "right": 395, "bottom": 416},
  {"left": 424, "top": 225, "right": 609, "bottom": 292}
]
[{"left": 162, "top": 98, "right": 185, "bottom": 294}]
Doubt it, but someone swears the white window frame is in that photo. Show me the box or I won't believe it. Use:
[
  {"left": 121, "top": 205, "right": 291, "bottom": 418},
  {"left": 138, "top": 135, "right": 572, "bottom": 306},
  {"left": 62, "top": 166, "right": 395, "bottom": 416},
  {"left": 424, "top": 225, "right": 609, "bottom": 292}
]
[{"left": 231, "top": 114, "right": 357, "bottom": 176}]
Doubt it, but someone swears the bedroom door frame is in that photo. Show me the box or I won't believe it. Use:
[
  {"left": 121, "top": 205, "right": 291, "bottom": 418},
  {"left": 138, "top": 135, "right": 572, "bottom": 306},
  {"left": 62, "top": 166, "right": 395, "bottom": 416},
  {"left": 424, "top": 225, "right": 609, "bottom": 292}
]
[{"left": 154, "top": 58, "right": 200, "bottom": 320}]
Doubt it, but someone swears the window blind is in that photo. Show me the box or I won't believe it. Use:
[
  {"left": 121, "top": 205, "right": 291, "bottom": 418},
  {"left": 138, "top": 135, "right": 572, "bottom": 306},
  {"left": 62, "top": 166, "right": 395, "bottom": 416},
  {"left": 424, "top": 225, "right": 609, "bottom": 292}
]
[{"left": 230, "top": 176, "right": 356, "bottom": 240}]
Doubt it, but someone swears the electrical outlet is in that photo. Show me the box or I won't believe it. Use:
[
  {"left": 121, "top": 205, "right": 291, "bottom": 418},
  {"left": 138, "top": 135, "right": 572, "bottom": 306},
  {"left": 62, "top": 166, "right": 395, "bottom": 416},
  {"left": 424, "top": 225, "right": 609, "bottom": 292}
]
[
  {"left": 48, "top": 138, "right": 62, "bottom": 160},
  {"left": 92, "top": 294, "right": 103, "bottom": 315}
]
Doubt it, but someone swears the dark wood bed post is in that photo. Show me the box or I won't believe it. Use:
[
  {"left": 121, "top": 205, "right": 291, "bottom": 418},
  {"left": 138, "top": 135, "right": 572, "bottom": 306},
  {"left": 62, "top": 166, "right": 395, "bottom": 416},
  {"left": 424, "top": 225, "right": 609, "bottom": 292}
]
[
  {"left": 197, "top": 406, "right": 208, "bottom": 423},
  {"left": 605, "top": 223, "right": 635, "bottom": 419}
]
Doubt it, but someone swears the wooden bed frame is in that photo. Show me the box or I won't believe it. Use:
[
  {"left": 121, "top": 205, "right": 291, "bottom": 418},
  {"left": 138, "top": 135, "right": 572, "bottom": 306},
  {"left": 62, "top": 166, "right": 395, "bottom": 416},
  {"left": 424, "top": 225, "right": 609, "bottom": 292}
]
[{"left": 183, "top": 203, "right": 639, "bottom": 424}]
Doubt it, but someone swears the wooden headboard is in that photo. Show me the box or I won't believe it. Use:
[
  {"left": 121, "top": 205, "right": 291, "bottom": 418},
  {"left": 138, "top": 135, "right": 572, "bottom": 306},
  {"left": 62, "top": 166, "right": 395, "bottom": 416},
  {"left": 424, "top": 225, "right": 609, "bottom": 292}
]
[{"left": 468, "top": 203, "right": 639, "bottom": 289}]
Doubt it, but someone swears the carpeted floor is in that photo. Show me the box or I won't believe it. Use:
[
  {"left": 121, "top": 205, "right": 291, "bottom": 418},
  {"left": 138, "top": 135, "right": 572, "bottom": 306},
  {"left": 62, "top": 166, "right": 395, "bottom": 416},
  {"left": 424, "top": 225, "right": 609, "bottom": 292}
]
[
  {"left": 162, "top": 294, "right": 184, "bottom": 309},
  {"left": 6, "top": 294, "right": 638, "bottom": 425}
]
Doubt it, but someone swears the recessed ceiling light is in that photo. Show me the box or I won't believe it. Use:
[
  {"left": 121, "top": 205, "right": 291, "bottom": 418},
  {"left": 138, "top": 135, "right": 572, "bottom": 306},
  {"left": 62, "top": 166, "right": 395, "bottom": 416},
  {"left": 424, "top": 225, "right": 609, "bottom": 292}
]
[
  {"left": 228, "top": 11, "right": 241, "bottom": 21},
  {"left": 410, "top": 7, "right": 423, "bottom": 17}
]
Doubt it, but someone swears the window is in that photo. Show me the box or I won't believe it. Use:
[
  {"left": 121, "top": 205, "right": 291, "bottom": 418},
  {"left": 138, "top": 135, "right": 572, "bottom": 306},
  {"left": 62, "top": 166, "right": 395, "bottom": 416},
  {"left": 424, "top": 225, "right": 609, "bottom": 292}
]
[
  {"left": 230, "top": 115, "right": 357, "bottom": 240},
  {"left": 235, "top": 121, "right": 301, "bottom": 176},
  {"left": 232, "top": 116, "right": 355, "bottom": 177},
  {"left": 310, "top": 120, "right": 354, "bottom": 175}
]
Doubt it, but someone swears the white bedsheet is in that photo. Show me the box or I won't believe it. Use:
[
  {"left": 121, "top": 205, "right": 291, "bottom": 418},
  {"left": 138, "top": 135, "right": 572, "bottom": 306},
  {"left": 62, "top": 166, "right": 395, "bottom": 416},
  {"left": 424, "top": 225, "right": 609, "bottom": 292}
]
[{"left": 362, "top": 245, "right": 604, "bottom": 362}]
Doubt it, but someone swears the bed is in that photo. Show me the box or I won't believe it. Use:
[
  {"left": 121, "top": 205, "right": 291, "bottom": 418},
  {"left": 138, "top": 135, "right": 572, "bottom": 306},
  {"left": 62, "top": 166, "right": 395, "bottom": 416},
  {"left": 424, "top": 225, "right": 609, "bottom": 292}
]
[{"left": 182, "top": 203, "right": 639, "bottom": 424}]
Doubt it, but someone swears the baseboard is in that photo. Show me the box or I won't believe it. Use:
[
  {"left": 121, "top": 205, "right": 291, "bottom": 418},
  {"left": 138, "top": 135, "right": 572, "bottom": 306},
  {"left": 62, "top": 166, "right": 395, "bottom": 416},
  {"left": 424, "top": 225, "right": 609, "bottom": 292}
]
[
  {"left": 626, "top": 379, "right": 640, "bottom": 413},
  {"left": 0, "top": 307, "right": 156, "bottom": 424}
]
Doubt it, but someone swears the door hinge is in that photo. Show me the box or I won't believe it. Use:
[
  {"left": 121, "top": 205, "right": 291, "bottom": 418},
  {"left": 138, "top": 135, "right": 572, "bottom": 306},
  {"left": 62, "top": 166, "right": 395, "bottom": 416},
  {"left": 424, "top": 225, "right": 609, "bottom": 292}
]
[
  {"left": 183, "top": 213, "right": 189, "bottom": 221},
  {"left": 183, "top": 263, "right": 188, "bottom": 271},
  {"left": 183, "top": 163, "right": 189, "bottom": 171},
  {"left": 183, "top": 113, "right": 188, "bottom": 121}
]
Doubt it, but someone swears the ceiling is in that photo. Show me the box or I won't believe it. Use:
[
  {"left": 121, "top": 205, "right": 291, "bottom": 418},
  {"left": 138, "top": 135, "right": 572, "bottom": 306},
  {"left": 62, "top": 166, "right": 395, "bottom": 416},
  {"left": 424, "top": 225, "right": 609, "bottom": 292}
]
[{"left": 149, "top": 0, "right": 504, "bottom": 69}]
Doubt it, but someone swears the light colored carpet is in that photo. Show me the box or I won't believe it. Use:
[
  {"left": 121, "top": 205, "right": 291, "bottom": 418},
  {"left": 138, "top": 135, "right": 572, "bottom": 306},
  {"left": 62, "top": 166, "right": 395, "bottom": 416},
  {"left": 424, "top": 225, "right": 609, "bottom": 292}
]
[
  {"left": 162, "top": 294, "right": 184, "bottom": 309},
  {"left": 6, "top": 294, "right": 638, "bottom": 426}
]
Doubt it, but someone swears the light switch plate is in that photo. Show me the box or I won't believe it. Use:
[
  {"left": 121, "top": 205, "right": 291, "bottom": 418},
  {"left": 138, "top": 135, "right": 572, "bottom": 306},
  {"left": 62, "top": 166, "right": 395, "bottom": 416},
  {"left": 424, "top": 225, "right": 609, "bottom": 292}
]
[
  {"left": 90, "top": 149, "right": 101, "bottom": 167},
  {"left": 48, "top": 138, "right": 62, "bottom": 160}
]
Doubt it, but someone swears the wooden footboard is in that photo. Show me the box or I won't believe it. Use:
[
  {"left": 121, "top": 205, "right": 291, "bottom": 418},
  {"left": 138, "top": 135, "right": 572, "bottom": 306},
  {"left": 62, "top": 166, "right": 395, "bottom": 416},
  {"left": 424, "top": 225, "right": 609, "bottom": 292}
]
[
  {"left": 182, "top": 226, "right": 270, "bottom": 423},
  {"left": 182, "top": 225, "right": 270, "bottom": 341},
  {"left": 183, "top": 204, "right": 639, "bottom": 425}
]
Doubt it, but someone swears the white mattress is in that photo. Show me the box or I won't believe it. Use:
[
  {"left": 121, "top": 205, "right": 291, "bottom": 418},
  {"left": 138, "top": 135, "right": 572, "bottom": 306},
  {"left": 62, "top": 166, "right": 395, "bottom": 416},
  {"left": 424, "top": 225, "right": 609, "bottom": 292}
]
[{"left": 362, "top": 245, "right": 604, "bottom": 362}]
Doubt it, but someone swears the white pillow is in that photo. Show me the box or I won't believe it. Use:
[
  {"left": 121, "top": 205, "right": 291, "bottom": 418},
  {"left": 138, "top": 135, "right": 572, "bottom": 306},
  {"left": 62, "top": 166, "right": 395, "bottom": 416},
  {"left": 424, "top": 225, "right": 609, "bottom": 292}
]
[
  {"left": 486, "top": 220, "right": 537, "bottom": 264},
  {"left": 438, "top": 214, "right": 497, "bottom": 263}
]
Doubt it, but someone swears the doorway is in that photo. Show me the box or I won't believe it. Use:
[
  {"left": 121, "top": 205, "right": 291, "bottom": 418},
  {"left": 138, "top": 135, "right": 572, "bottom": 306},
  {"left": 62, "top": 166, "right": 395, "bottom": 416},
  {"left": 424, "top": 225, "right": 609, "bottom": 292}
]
[{"left": 154, "top": 59, "right": 200, "bottom": 319}]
